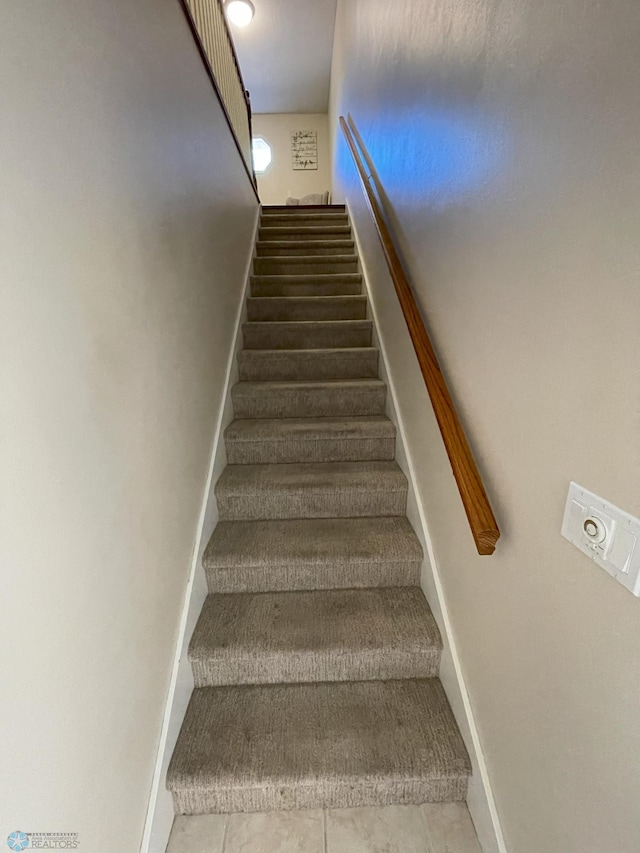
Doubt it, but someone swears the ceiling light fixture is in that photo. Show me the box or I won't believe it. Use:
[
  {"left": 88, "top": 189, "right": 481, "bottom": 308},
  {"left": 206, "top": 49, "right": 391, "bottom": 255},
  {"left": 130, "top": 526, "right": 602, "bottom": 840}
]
[{"left": 225, "top": 0, "right": 255, "bottom": 27}]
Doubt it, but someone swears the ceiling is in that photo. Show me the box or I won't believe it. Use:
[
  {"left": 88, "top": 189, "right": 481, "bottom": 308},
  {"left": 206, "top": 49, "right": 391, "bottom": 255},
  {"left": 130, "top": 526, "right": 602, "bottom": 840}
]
[{"left": 228, "top": 0, "right": 338, "bottom": 114}]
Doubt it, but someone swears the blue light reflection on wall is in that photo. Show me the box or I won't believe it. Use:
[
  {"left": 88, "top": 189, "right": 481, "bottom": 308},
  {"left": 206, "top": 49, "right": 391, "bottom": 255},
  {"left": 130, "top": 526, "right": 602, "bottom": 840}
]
[{"left": 338, "top": 105, "right": 508, "bottom": 213}]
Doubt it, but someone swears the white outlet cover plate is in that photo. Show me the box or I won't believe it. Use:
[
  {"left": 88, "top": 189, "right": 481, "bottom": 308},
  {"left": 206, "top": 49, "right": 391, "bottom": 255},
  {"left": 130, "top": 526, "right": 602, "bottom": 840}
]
[{"left": 561, "top": 482, "right": 640, "bottom": 596}]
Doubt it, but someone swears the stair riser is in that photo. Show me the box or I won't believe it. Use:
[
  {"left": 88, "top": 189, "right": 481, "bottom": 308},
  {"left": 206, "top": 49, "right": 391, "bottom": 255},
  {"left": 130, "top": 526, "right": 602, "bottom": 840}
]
[
  {"left": 205, "top": 558, "right": 421, "bottom": 594},
  {"left": 262, "top": 210, "right": 348, "bottom": 217},
  {"left": 191, "top": 649, "right": 440, "bottom": 688},
  {"left": 251, "top": 279, "right": 362, "bottom": 297},
  {"left": 226, "top": 436, "right": 396, "bottom": 465},
  {"left": 262, "top": 206, "right": 346, "bottom": 214},
  {"left": 215, "top": 487, "right": 407, "bottom": 521},
  {"left": 260, "top": 216, "right": 349, "bottom": 228},
  {"left": 254, "top": 257, "right": 358, "bottom": 276},
  {"left": 238, "top": 350, "right": 378, "bottom": 382},
  {"left": 256, "top": 242, "right": 355, "bottom": 257},
  {"left": 243, "top": 322, "right": 372, "bottom": 350},
  {"left": 171, "top": 776, "right": 468, "bottom": 816},
  {"left": 232, "top": 386, "right": 386, "bottom": 419},
  {"left": 247, "top": 297, "right": 366, "bottom": 322},
  {"left": 259, "top": 227, "right": 352, "bottom": 242}
]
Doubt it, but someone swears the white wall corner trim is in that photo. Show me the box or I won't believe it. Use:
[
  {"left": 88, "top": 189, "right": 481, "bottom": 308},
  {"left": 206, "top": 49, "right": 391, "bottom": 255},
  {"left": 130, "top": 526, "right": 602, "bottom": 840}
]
[
  {"left": 140, "top": 208, "right": 260, "bottom": 853},
  {"left": 348, "top": 201, "right": 508, "bottom": 853}
]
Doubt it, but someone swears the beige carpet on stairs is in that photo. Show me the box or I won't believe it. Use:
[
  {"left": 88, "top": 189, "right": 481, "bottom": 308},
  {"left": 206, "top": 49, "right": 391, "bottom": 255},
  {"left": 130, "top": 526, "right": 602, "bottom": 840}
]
[{"left": 166, "top": 205, "right": 471, "bottom": 815}]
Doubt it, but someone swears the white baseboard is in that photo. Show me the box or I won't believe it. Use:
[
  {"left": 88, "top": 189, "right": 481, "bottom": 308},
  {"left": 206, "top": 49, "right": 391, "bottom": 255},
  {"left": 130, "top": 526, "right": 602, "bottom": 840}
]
[
  {"left": 139, "top": 208, "right": 260, "bottom": 853},
  {"left": 349, "top": 203, "right": 507, "bottom": 853}
]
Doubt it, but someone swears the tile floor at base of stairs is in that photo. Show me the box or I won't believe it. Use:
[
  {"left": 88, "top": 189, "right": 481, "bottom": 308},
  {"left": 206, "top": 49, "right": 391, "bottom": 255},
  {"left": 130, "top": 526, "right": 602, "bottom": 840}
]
[{"left": 166, "top": 802, "right": 483, "bottom": 853}]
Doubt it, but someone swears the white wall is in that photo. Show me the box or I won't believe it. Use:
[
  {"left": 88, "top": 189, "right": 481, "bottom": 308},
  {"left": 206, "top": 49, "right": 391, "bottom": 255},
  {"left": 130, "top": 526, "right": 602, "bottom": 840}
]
[
  {"left": 330, "top": 2, "right": 640, "bottom": 853},
  {"left": 253, "top": 113, "right": 331, "bottom": 204},
  {"left": 142, "top": 274, "right": 253, "bottom": 853},
  {"left": 0, "top": 2, "right": 258, "bottom": 851}
]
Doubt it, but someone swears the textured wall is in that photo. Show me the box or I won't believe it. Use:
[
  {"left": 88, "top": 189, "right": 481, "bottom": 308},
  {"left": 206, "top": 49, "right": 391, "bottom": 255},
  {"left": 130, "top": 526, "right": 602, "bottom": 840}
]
[
  {"left": 0, "top": 1, "right": 258, "bottom": 850},
  {"left": 330, "top": 2, "right": 640, "bottom": 852},
  {"left": 254, "top": 113, "right": 331, "bottom": 204}
]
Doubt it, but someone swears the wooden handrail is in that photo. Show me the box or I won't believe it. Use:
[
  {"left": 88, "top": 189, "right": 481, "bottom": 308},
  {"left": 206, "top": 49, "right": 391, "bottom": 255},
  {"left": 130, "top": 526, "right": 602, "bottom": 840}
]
[{"left": 339, "top": 116, "right": 500, "bottom": 555}]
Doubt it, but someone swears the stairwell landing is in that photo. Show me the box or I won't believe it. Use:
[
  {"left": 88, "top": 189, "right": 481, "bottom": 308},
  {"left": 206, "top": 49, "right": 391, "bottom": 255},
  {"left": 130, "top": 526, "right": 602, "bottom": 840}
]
[{"left": 166, "top": 205, "right": 471, "bottom": 815}]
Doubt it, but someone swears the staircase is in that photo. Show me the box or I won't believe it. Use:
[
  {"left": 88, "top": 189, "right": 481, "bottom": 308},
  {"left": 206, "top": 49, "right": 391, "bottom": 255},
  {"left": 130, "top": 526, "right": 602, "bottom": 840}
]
[{"left": 166, "top": 205, "right": 471, "bottom": 816}]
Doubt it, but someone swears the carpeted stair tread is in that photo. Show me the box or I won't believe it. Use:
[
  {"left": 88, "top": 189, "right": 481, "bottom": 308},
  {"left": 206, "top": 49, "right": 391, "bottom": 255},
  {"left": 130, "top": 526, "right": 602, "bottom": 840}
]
[
  {"left": 189, "top": 587, "right": 442, "bottom": 687},
  {"left": 254, "top": 255, "right": 358, "bottom": 276},
  {"left": 256, "top": 239, "right": 355, "bottom": 257},
  {"left": 166, "top": 678, "right": 471, "bottom": 814},
  {"left": 251, "top": 273, "right": 362, "bottom": 297},
  {"left": 231, "top": 379, "right": 386, "bottom": 418},
  {"left": 262, "top": 207, "right": 347, "bottom": 214},
  {"left": 260, "top": 215, "right": 349, "bottom": 227},
  {"left": 262, "top": 204, "right": 346, "bottom": 211},
  {"left": 258, "top": 225, "right": 352, "bottom": 242},
  {"left": 237, "top": 348, "right": 378, "bottom": 382},
  {"left": 254, "top": 253, "right": 356, "bottom": 266},
  {"left": 243, "top": 319, "right": 372, "bottom": 350},
  {"left": 215, "top": 460, "right": 408, "bottom": 520},
  {"left": 225, "top": 415, "right": 395, "bottom": 464},
  {"left": 203, "top": 516, "right": 423, "bottom": 593},
  {"left": 167, "top": 207, "right": 472, "bottom": 817},
  {"left": 247, "top": 295, "right": 366, "bottom": 322},
  {"left": 259, "top": 212, "right": 349, "bottom": 225}
]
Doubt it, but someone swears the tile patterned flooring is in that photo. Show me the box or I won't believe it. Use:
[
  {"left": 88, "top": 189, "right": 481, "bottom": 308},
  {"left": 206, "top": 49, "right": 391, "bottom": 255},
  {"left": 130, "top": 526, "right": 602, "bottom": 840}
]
[{"left": 166, "top": 803, "right": 483, "bottom": 853}]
